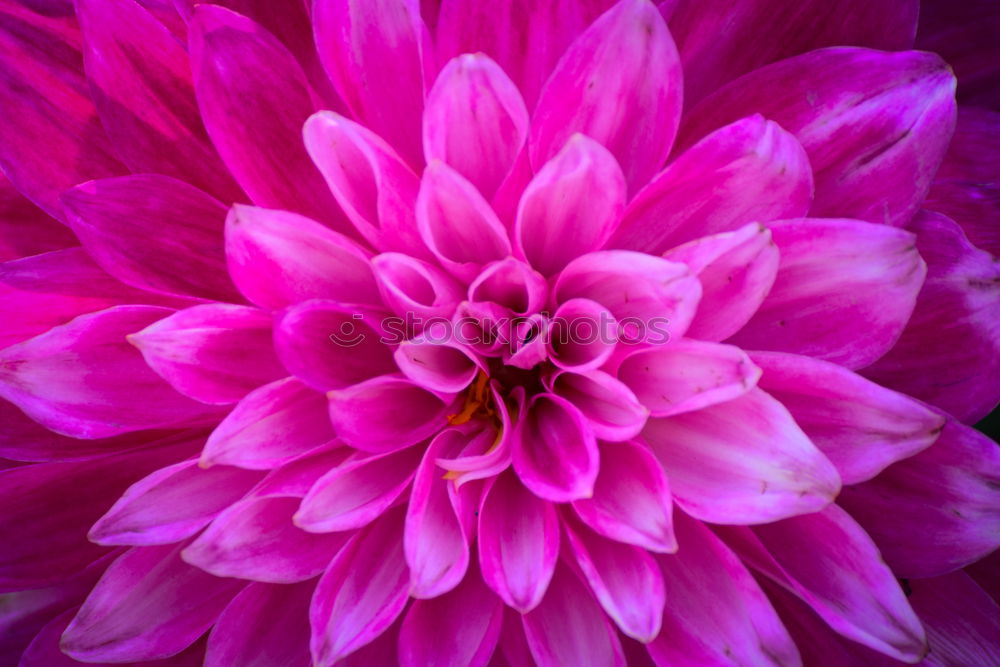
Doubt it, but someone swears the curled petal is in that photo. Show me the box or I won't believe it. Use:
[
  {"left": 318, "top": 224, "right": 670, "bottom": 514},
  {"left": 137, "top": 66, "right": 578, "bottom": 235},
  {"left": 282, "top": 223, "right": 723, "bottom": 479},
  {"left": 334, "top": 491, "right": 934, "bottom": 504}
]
[
  {"left": 468, "top": 258, "right": 548, "bottom": 317},
  {"left": 549, "top": 370, "right": 648, "bottom": 442},
  {"left": 643, "top": 388, "right": 841, "bottom": 524},
  {"left": 530, "top": 0, "right": 682, "bottom": 192},
  {"left": 610, "top": 115, "right": 813, "bottom": 253},
  {"left": 396, "top": 337, "right": 482, "bottom": 394},
  {"left": 372, "top": 252, "right": 464, "bottom": 322},
  {"left": 547, "top": 298, "right": 617, "bottom": 373}
]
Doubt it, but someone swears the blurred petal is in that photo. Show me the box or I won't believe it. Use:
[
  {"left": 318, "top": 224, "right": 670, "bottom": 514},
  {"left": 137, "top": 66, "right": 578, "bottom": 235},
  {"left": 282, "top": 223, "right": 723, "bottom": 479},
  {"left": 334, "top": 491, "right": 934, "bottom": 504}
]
[{"left": 0, "top": 173, "right": 76, "bottom": 262}]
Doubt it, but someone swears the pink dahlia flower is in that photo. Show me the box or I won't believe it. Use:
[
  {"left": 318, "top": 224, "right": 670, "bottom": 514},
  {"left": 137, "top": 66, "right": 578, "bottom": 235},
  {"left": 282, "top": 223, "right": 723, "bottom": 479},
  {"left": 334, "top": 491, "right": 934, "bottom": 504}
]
[{"left": 1, "top": 0, "right": 1000, "bottom": 665}]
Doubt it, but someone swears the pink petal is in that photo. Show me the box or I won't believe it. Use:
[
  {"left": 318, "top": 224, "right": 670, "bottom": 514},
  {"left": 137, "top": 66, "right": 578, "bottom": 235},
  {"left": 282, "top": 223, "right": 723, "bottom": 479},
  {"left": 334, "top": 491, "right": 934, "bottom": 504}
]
[
  {"left": 515, "top": 134, "right": 626, "bottom": 276},
  {"left": 225, "top": 204, "right": 380, "bottom": 311},
  {"left": 295, "top": 447, "right": 422, "bottom": 532},
  {"left": 396, "top": 336, "right": 482, "bottom": 394},
  {"left": 62, "top": 175, "right": 241, "bottom": 302},
  {"left": 751, "top": 351, "right": 944, "bottom": 484},
  {"left": 0, "top": 247, "right": 188, "bottom": 350},
  {"left": 548, "top": 370, "right": 648, "bottom": 442},
  {"left": 553, "top": 250, "right": 701, "bottom": 340},
  {"left": 0, "top": 173, "right": 76, "bottom": 262},
  {"left": 618, "top": 340, "right": 761, "bottom": 417},
  {"left": 547, "top": 298, "right": 617, "bottom": 373},
  {"left": 130, "top": 303, "right": 284, "bottom": 405},
  {"left": 372, "top": 251, "right": 464, "bottom": 322},
  {"left": 572, "top": 439, "right": 676, "bottom": 553},
  {"left": 643, "top": 388, "right": 841, "bottom": 524},
  {"left": 205, "top": 581, "right": 312, "bottom": 667},
  {"left": 529, "top": 0, "right": 682, "bottom": 193},
  {"left": 189, "top": 5, "right": 350, "bottom": 231},
  {"left": 201, "top": 377, "right": 334, "bottom": 470},
  {"left": 76, "top": 0, "right": 243, "bottom": 202},
  {"left": 309, "top": 506, "right": 409, "bottom": 666},
  {"left": 417, "top": 160, "right": 512, "bottom": 282},
  {"left": 399, "top": 559, "right": 504, "bottom": 667},
  {"left": 0, "top": 434, "right": 198, "bottom": 590},
  {"left": 680, "top": 48, "right": 957, "bottom": 227},
  {"left": 478, "top": 471, "right": 559, "bottom": 612},
  {"left": 670, "top": 0, "right": 919, "bottom": 106},
  {"left": 0, "top": 2, "right": 126, "bottom": 220},
  {"left": 610, "top": 115, "right": 813, "bottom": 253},
  {"left": 862, "top": 211, "right": 1000, "bottom": 424},
  {"left": 521, "top": 558, "right": 625, "bottom": 667},
  {"left": 925, "top": 107, "right": 1000, "bottom": 257},
  {"left": 435, "top": 0, "right": 613, "bottom": 109},
  {"left": 434, "top": 390, "right": 516, "bottom": 487},
  {"left": 729, "top": 218, "right": 926, "bottom": 370},
  {"left": 61, "top": 543, "right": 246, "bottom": 662},
  {"left": 513, "top": 392, "right": 598, "bottom": 502},
  {"left": 313, "top": 0, "right": 427, "bottom": 169},
  {"left": 662, "top": 222, "right": 780, "bottom": 341},
  {"left": 405, "top": 431, "right": 472, "bottom": 598},
  {"left": 838, "top": 416, "right": 1000, "bottom": 578},
  {"left": 563, "top": 514, "right": 666, "bottom": 642},
  {"left": 89, "top": 459, "right": 263, "bottom": 546},
  {"left": 275, "top": 300, "right": 397, "bottom": 392},
  {"left": 303, "top": 111, "right": 430, "bottom": 258},
  {"left": 0, "top": 306, "right": 221, "bottom": 438},
  {"left": 648, "top": 512, "right": 801, "bottom": 666},
  {"left": 718, "top": 505, "right": 926, "bottom": 662},
  {"left": 183, "top": 496, "right": 350, "bottom": 583},
  {"left": 250, "top": 448, "right": 353, "bottom": 500},
  {"left": 327, "top": 375, "right": 452, "bottom": 453},
  {"left": 468, "top": 258, "right": 548, "bottom": 317},
  {"left": 424, "top": 53, "right": 529, "bottom": 200}
]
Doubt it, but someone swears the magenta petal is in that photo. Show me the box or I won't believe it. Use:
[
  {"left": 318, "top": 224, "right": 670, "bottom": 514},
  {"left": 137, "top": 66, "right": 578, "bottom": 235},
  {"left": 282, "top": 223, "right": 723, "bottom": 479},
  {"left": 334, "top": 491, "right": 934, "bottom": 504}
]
[
  {"left": 372, "top": 252, "right": 464, "bottom": 322},
  {"left": 303, "top": 111, "right": 429, "bottom": 258},
  {"left": 131, "top": 303, "right": 284, "bottom": 405},
  {"left": 662, "top": 222, "right": 780, "bottom": 341},
  {"left": 399, "top": 559, "right": 503, "bottom": 667},
  {"left": 751, "top": 351, "right": 944, "bottom": 484},
  {"left": 202, "top": 377, "right": 333, "bottom": 470},
  {"left": 405, "top": 432, "right": 472, "bottom": 599},
  {"left": 309, "top": 506, "right": 409, "bottom": 666},
  {"left": 468, "top": 258, "right": 548, "bottom": 316},
  {"left": 610, "top": 115, "right": 813, "bottom": 253},
  {"left": 649, "top": 513, "right": 801, "bottom": 666},
  {"left": 275, "top": 300, "right": 397, "bottom": 392},
  {"left": 572, "top": 439, "right": 676, "bottom": 553},
  {"left": 907, "top": 572, "right": 1000, "bottom": 667},
  {"left": 313, "top": 0, "right": 427, "bottom": 169},
  {"left": 549, "top": 370, "right": 648, "bottom": 443},
  {"left": 62, "top": 543, "right": 245, "bottom": 662},
  {"left": 671, "top": 0, "right": 919, "bottom": 106},
  {"left": 0, "top": 434, "right": 197, "bottom": 590},
  {"left": 296, "top": 447, "right": 421, "bottom": 533},
  {"left": 478, "top": 471, "right": 559, "bottom": 613},
  {"left": 862, "top": 211, "right": 1000, "bottom": 424},
  {"left": 62, "top": 175, "right": 241, "bottom": 302},
  {"left": 424, "top": 53, "right": 529, "bottom": 200},
  {"left": 513, "top": 393, "right": 598, "bottom": 502},
  {"left": 838, "top": 416, "right": 1000, "bottom": 578},
  {"left": 515, "top": 134, "right": 626, "bottom": 276},
  {"left": 0, "top": 3, "right": 126, "bottom": 220},
  {"left": 89, "top": 459, "right": 262, "bottom": 546},
  {"left": 643, "top": 388, "right": 841, "bottom": 524},
  {"left": 189, "top": 5, "right": 349, "bottom": 231},
  {"left": 0, "top": 306, "right": 221, "bottom": 438},
  {"left": 681, "top": 48, "right": 957, "bottom": 227},
  {"left": 76, "top": 0, "right": 242, "bottom": 202},
  {"left": 0, "top": 247, "right": 188, "bottom": 350},
  {"left": 547, "top": 298, "right": 617, "bottom": 373},
  {"left": 729, "top": 218, "right": 926, "bottom": 370},
  {"left": 530, "top": 0, "right": 681, "bottom": 193},
  {"left": 521, "top": 558, "right": 625, "bottom": 667},
  {"left": 618, "top": 340, "right": 761, "bottom": 417},
  {"left": 553, "top": 251, "right": 701, "bottom": 338},
  {"left": 396, "top": 337, "right": 481, "bottom": 394},
  {"left": 718, "top": 505, "right": 926, "bottom": 662},
  {"left": 563, "top": 514, "right": 666, "bottom": 642},
  {"left": 225, "top": 204, "right": 380, "bottom": 311},
  {"left": 327, "top": 375, "right": 452, "bottom": 452},
  {"left": 205, "top": 581, "right": 312, "bottom": 667},
  {"left": 0, "top": 173, "right": 76, "bottom": 262},
  {"left": 417, "top": 161, "right": 512, "bottom": 282},
  {"left": 183, "top": 496, "right": 350, "bottom": 583}
]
